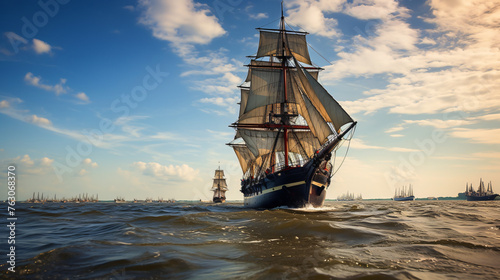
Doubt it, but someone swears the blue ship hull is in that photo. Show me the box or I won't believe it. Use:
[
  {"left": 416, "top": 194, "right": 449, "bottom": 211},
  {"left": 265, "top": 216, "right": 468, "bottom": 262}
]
[
  {"left": 466, "top": 194, "right": 498, "bottom": 201},
  {"left": 243, "top": 164, "right": 329, "bottom": 209},
  {"left": 393, "top": 196, "right": 415, "bottom": 201}
]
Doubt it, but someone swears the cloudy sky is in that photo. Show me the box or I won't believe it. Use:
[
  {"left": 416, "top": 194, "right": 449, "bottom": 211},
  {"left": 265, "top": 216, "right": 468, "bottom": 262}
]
[{"left": 0, "top": 0, "right": 498, "bottom": 201}]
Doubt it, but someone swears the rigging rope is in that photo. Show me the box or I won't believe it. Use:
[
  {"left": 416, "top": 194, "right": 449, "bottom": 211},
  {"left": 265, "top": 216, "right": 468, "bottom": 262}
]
[{"left": 331, "top": 124, "right": 356, "bottom": 178}]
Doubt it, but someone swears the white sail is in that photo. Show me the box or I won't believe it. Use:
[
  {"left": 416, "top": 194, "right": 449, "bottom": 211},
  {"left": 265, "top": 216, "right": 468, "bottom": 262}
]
[
  {"left": 287, "top": 131, "right": 321, "bottom": 157},
  {"left": 294, "top": 57, "right": 353, "bottom": 132},
  {"left": 245, "top": 60, "right": 281, "bottom": 83},
  {"left": 290, "top": 73, "right": 333, "bottom": 144},
  {"left": 244, "top": 68, "right": 282, "bottom": 114},
  {"left": 257, "top": 31, "right": 312, "bottom": 65},
  {"left": 239, "top": 88, "right": 250, "bottom": 117},
  {"left": 239, "top": 129, "right": 280, "bottom": 159},
  {"left": 232, "top": 144, "right": 255, "bottom": 174}
]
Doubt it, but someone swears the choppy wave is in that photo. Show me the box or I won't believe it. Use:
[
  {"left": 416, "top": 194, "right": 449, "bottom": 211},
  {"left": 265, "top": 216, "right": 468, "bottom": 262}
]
[{"left": 1, "top": 200, "right": 499, "bottom": 279}]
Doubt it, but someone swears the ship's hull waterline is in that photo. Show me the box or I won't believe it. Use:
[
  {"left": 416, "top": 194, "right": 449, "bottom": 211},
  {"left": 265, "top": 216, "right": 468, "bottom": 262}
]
[
  {"left": 466, "top": 194, "right": 499, "bottom": 201},
  {"left": 243, "top": 165, "right": 329, "bottom": 208},
  {"left": 393, "top": 196, "right": 415, "bottom": 201},
  {"left": 213, "top": 197, "right": 226, "bottom": 203}
]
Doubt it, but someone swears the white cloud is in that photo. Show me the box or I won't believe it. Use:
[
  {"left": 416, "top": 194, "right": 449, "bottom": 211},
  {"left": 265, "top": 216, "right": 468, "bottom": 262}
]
[
  {"left": 326, "top": 0, "right": 500, "bottom": 117},
  {"left": 139, "top": 0, "right": 240, "bottom": 115},
  {"left": 403, "top": 119, "right": 475, "bottom": 129},
  {"left": 24, "top": 72, "right": 68, "bottom": 95},
  {"left": 0, "top": 100, "right": 9, "bottom": 108},
  {"left": 472, "top": 152, "right": 500, "bottom": 159},
  {"left": 26, "top": 114, "right": 52, "bottom": 126},
  {"left": 475, "top": 113, "right": 500, "bottom": 121},
  {"left": 199, "top": 96, "right": 238, "bottom": 115},
  {"left": 4, "top": 155, "right": 56, "bottom": 176},
  {"left": 249, "top": 13, "right": 268, "bottom": 20},
  {"left": 75, "top": 92, "right": 90, "bottom": 103},
  {"left": 78, "top": 169, "right": 88, "bottom": 176},
  {"left": 20, "top": 154, "right": 34, "bottom": 166},
  {"left": 40, "top": 157, "right": 54, "bottom": 166},
  {"left": 426, "top": 0, "right": 500, "bottom": 48},
  {"left": 420, "top": 37, "right": 436, "bottom": 45},
  {"left": 133, "top": 161, "right": 199, "bottom": 181},
  {"left": 350, "top": 138, "right": 419, "bottom": 152},
  {"left": 450, "top": 128, "right": 500, "bottom": 144},
  {"left": 322, "top": 17, "right": 419, "bottom": 81},
  {"left": 344, "top": 0, "right": 407, "bottom": 20},
  {"left": 385, "top": 125, "right": 404, "bottom": 133},
  {"left": 32, "top": 38, "right": 51, "bottom": 54},
  {"left": 139, "top": 0, "right": 226, "bottom": 47},
  {"left": 83, "top": 158, "right": 98, "bottom": 168},
  {"left": 285, "top": 0, "right": 343, "bottom": 37}
]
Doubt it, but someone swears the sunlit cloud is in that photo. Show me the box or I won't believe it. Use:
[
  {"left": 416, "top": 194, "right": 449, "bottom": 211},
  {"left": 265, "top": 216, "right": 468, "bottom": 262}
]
[
  {"left": 284, "top": 0, "right": 343, "bottom": 37},
  {"left": 26, "top": 114, "right": 52, "bottom": 126},
  {"left": 0, "top": 100, "right": 9, "bottom": 108},
  {"left": 350, "top": 138, "right": 419, "bottom": 152},
  {"left": 32, "top": 38, "right": 51, "bottom": 54},
  {"left": 449, "top": 128, "right": 500, "bottom": 144},
  {"left": 320, "top": 0, "right": 500, "bottom": 119},
  {"left": 133, "top": 161, "right": 199, "bottom": 181},
  {"left": 249, "top": 12, "right": 268, "bottom": 20},
  {"left": 139, "top": 0, "right": 240, "bottom": 115},
  {"left": 75, "top": 92, "right": 90, "bottom": 104},
  {"left": 138, "top": 0, "right": 226, "bottom": 47},
  {"left": 24, "top": 72, "right": 68, "bottom": 95}
]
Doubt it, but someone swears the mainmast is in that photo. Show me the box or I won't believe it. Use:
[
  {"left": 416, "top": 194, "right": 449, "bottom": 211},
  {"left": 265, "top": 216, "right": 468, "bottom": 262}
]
[{"left": 279, "top": 2, "right": 289, "bottom": 170}]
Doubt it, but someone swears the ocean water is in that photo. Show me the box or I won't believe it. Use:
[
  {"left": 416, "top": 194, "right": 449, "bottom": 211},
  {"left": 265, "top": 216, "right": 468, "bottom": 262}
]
[{"left": 1, "top": 200, "right": 499, "bottom": 279}]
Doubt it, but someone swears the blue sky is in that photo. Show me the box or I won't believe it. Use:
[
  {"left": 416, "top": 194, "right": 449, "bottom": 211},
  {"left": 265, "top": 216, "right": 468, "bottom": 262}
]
[{"left": 0, "top": 0, "right": 499, "bottom": 201}]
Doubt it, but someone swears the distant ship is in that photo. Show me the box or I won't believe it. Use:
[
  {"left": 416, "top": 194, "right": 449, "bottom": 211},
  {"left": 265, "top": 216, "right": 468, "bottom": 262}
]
[
  {"left": 337, "top": 192, "right": 362, "bottom": 201},
  {"left": 393, "top": 185, "right": 415, "bottom": 201},
  {"left": 211, "top": 167, "right": 228, "bottom": 203},
  {"left": 227, "top": 5, "right": 357, "bottom": 209},
  {"left": 114, "top": 197, "right": 126, "bottom": 203},
  {"left": 465, "top": 179, "right": 498, "bottom": 201}
]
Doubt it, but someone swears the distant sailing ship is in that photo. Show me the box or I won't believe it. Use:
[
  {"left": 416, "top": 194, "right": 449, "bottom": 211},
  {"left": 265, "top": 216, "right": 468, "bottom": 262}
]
[
  {"left": 465, "top": 179, "right": 498, "bottom": 201},
  {"left": 211, "top": 167, "right": 228, "bottom": 203},
  {"left": 228, "top": 6, "right": 357, "bottom": 208},
  {"left": 393, "top": 185, "right": 415, "bottom": 201},
  {"left": 337, "top": 192, "right": 362, "bottom": 201}
]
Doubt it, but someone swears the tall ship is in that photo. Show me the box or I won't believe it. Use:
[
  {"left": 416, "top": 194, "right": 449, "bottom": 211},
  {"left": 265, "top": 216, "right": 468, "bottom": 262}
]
[
  {"left": 465, "top": 179, "right": 498, "bottom": 201},
  {"left": 228, "top": 7, "right": 357, "bottom": 208},
  {"left": 393, "top": 185, "right": 415, "bottom": 201},
  {"left": 211, "top": 167, "right": 228, "bottom": 203}
]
